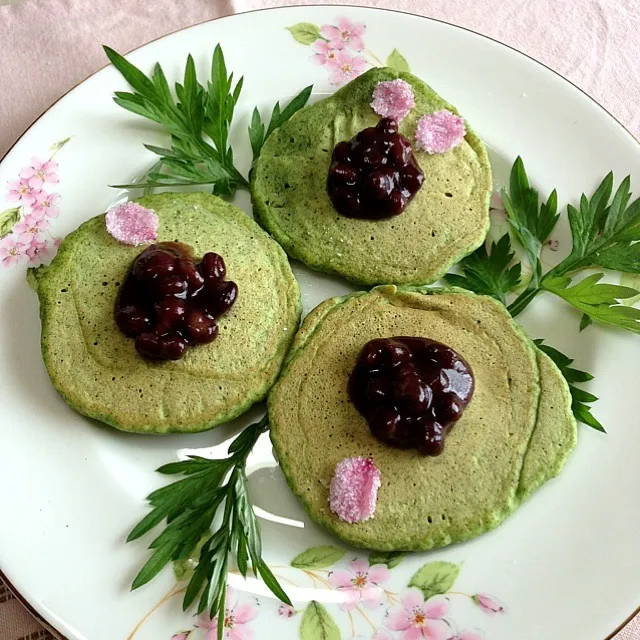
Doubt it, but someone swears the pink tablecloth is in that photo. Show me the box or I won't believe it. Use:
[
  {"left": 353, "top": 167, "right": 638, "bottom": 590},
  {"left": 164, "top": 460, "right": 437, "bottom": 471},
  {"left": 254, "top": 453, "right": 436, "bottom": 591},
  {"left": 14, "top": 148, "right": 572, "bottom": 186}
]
[{"left": 0, "top": 1, "right": 638, "bottom": 639}]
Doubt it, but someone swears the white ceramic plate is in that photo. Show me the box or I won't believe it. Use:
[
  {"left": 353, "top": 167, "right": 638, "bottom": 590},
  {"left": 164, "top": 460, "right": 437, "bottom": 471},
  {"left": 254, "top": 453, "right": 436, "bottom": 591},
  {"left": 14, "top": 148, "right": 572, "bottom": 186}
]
[{"left": 0, "top": 6, "right": 638, "bottom": 640}]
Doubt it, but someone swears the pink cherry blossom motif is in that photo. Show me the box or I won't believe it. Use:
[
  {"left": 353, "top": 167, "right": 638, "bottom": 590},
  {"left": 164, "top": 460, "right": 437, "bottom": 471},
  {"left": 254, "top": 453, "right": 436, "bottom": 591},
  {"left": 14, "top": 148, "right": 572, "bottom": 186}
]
[
  {"left": 329, "top": 457, "right": 381, "bottom": 523},
  {"left": 415, "top": 110, "right": 466, "bottom": 155},
  {"left": 14, "top": 212, "right": 50, "bottom": 244},
  {"left": 0, "top": 235, "right": 29, "bottom": 267},
  {"left": 25, "top": 237, "right": 53, "bottom": 265},
  {"left": 371, "top": 79, "right": 415, "bottom": 121},
  {"left": 19, "top": 157, "right": 59, "bottom": 190},
  {"left": 195, "top": 587, "right": 258, "bottom": 640},
  {"left": 277, "top": 603, "right": 296, "bottom": 618},
  {"left": 385, "top": 588, "right": 452, "bottom": 640},
  {"left": 453, "top": 630, "right": 483, "bottom": 640},
  {"left": 32, "top": 191, "right": 61, "bottom": 219},
  {"left": 171, "top": 633, "right": 191, "bottom": 640},
  {"left": 105, "top": 201, "right": 159, "bottom": 246},
  {"left": 372, "top": 629, "right": 394, "bottom": 640},
  {"left": 312, "top": 39, "right": 343, "bottom": 66},
  {"left": 328, "top": 558, "right": 390, "bottom": 611},
  {"left": 321, "top": 17, "right": 366, "bottom": 51},
  {"left": 473, "top": 593, "right": 505, "bottom": 616},
  {"left": 6, "top": 179, "right": 39, "bottom": 206},
  {"left": 327, "top": 50, "right": 367, "bottom": 86},
  {"left": 489, "top": 191, "right": 505, "bottom": 213}
]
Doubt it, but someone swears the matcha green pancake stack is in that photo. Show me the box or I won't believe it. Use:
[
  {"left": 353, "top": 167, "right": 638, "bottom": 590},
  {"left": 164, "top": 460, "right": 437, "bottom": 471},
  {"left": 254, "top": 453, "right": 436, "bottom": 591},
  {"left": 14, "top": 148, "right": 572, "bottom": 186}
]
[
  {"left": 251, "top": 67, "right": 492, "bottom": 285},
  {"left": 268, "top": 286, "right": 576, "bottom": 551},
  {"left": 32, "top": 192, "right": 301, "bottom": 434}
]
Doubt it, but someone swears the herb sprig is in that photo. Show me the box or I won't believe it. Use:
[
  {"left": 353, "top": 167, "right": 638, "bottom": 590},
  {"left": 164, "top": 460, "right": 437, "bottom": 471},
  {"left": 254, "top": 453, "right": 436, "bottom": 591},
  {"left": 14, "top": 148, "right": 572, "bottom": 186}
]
[{"left": 128, "top": 415, "right": 291, "bottom": 633}]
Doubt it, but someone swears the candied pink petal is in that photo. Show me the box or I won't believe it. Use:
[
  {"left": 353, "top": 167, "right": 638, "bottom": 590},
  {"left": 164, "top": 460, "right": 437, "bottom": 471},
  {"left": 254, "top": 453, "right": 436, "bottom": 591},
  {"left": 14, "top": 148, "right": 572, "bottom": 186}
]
[
  {"left": 105, "top": 202, "right": 158, "bottom": 246},
  {"left": 371, "top": 79, "right": 415, "bottom": 121},
  {"left": 423, "top": 595, "right": 449, "bottom": 619},
  {"left": 415, "top": 109, "right": 466, "bottom": 154},
  {"left": 329, "top": 457, "right": 381, "bottom": 523}
]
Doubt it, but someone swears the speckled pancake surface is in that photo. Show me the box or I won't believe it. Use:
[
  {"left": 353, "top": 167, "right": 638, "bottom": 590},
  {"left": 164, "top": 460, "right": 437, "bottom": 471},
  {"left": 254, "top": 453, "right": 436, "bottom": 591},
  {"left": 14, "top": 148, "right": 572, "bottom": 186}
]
[
  {"left": 269, "top": 286, "right": 543, "bottom": 551},
  {"left": 251, "top": 67, "right": 492, "bottom": 286},
  {"left": 32, "top": 192, "right": 301, "bottom": 434}
]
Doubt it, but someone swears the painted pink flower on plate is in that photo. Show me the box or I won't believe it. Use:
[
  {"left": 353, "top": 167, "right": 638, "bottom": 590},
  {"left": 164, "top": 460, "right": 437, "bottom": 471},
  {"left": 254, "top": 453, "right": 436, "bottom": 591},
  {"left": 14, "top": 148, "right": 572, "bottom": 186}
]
[
  {"left": 25, "top": 238, "right": 53, "bottom": 265},
  {"left": 327, "top": 50, "right": 367, "bottom": 86},
  {"left": 6, "top": 179, "right": 39, "bottom": 206},
  {"left": 329, "top": 457, "right": 381, "bottom": 523},
  {"left": 105, "top": 201, "right": 158, "bottom": 246},
  {"left": 453, "top": 630, "right": 483, "bottom": 640},
  {"left": 371, "top": 79, "right": 415, "bottom": 121},
  {"left": 372, "top": 629, "right": 394, "bottom": 640},
  {"left": 32, "top": 191, "right": 61, "bottom": 219},
  {"left": 195, "top": 587, "right": 258, "bottom": 640},
  {"left": 321, "top": 17, "right": 366, "bottom": 51},
  {"left": 489, "top": 191, "right": 504, "bottom": 212},
  {"left": 415, "top": 110, "right": 466, "bottom": 154},
  {"left": 473, "top": 593, "right": 505, "bottom": 615},
  {"left": 20, "top": 157, "right": 59, "bottom": 190},
  {"left": 385, "top": 588, "right": 452, "bottom": 640},
  {"left": 312, "top": 39, "right": 343, "bottom": 66},
  {"left": 171, "top": 633, "right": 191, "bottom": 640},
  {"left": 277, "top": 603, "right": 296, "bottom": 618},
  {"left": 14, "top": 212, "right": 50, "bottom": 243},
  {"left": 0, "top": 235, "right": 29, "bottom": 267},
  {"left": 328, "top": 558, "right": 390, "bottom": 611}
]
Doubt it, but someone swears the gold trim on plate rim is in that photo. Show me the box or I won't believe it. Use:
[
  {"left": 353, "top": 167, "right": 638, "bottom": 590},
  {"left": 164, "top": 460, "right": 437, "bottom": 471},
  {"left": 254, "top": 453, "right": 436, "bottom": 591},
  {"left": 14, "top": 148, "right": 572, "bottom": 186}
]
[{"left": 0, "top": 5, "right": 637, "bottom": 640}]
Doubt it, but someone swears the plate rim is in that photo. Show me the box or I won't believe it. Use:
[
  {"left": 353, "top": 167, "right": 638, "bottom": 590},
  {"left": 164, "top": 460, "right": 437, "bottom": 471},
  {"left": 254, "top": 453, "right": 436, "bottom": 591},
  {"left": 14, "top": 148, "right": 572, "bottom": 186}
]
[{"left": 0, "top": 5, "right": 638, "bottom": 639}]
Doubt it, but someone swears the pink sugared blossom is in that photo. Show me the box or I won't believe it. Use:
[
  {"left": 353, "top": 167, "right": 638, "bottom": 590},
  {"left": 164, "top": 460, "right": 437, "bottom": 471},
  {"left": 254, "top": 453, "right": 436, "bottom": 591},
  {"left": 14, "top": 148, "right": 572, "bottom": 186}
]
[
  {"left": 105, "top": 201, "right": 158, "bottom": 246},
  {"left": 19, "top": 157, "right": 59, "bottom": 190},
  {"left": 415, "top": 110, "right": 466, "bottom": 155},
  {"left": 371, "top": 79, "right": 415, "bottom": 121},
  {"left": 384, "top": 588, "right": 452, "bottom": 640},
  {"left": 14, "top": 212, "right": 50, "bottom": 243},
  {"left": 329, "top": 457, "right": 381, "bottom": 523},
  {"left": 6, "top": 179, "right": 39, "bottom": 206},
  {"left": 312, "top": 39, "right": 343, "bottom": 66},
  {"left": 195, "top": 586, "right": 258, "bottom": 640},
  {"left": 329, "top": 558, "right": 390, "bottom": 611},
  {"left": 32, "top": 191, "right": 61, "bottom": 219},
  {"left": 472, "top": 593, "right": 505, "bottom": 616},
  {"left": 327, "top": 50, "right": 367, "bottom": 86},
  {"left": 0, "top": 235, "right": 29, "bottom": 267},
  {"left": 321, "top": 17, "right": 366, "bottom": 51}
]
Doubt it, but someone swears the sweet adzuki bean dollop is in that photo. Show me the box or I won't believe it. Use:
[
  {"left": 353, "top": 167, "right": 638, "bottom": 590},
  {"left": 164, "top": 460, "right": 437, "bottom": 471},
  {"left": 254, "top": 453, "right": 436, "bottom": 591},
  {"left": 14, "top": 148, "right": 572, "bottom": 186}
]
[
  {"left": 349, "top": 337, "right": 474, "bottom": 456},
  {"left": 327, "top": 118, "right": 424, "bottom": 219},
  {"left": 115, "top": 242, "right": 237, "bottom": 361}
]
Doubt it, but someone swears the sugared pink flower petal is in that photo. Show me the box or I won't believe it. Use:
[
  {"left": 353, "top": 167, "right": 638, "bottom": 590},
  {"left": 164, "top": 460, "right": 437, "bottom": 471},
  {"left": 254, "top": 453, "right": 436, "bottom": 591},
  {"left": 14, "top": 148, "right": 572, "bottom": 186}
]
[
  {"left": 329, "top": 457, "right": 381, "bottom": 523},
  {"left": 371, "top": 79, "right": 415, "bottom": 121},
  {"left": 415, "top": 109, "right": 466, "bottom": 154},
  {"left": 105, "top": 202, "right": 158, "bottom": 246}
]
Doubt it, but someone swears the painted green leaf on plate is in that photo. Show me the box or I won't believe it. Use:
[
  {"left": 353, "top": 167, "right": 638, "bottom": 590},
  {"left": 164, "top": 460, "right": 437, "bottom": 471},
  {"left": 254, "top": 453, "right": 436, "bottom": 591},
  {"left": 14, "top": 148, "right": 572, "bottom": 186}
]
[
  {"left": 0, "top": 207, "right": 20, "bottom": 238},
  {"left": 299, "top": 601, "right": 340, "bottom": 640},
  {"left": 408, "top": 561, "right": 461, "bottom": 599},
  {"left": 291, "top": 545, "right": 345, "bottom": 569},
  {"left": 287, "top": 23, "right": 323, "bottom": 45},
  {"left": 386, "top": 48, "right": 410, "bottom": 72},
  {"left": 368, "top": 550, "right": 406, "bottom": 569}
]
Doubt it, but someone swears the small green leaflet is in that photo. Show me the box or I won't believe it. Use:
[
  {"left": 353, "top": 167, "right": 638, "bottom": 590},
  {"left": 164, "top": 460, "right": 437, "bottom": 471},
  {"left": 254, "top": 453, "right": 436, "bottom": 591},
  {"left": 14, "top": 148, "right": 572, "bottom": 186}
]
[
  {"left": 248, "top": 85, "right": 313, "bottom": 162},
  {"left": 104, "top": 44, "right": 248, "bottom": 195},
  {"left": 286, "top": 23, "right": 323, "bottom": 45},
  {"left": 445, "top": 233, "right": 521, "bottom": 305},
  {"left": 299, "top": 601, "right": 340, "bottom": 640},
  {"left": 407, "top": 561, "right": 461, "bottom": 600},
  {"left": 543, "top": 273, "right": 640, "bottom": 334},
  {"left": 368, "top": 550, "right": 406, "bottom": 569},
  {"left": 49, "top": 137, "right": 71, "bottom": 154},
  {"left": 534, "top": 339, "right": 604, "bottom": 432},
  {"left": 620, "top": 273, "right": 640, "bottom": 306},
  {"left": 290, "top": 545, "right": 345, "bottom": 569},
  {"left": 0, "top": 207, "right": 20, "bottom": 238},
  {"left": 386, "top": 48, "right": 410, "bottom": 72}
]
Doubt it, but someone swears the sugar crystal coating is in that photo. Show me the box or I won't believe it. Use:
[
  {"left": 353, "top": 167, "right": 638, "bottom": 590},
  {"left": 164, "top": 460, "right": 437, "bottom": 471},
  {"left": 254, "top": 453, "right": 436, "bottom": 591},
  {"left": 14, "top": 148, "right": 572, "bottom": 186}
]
[
  {"left": 105, "top": 202, "right": 159, "bottom": 246},
  {"left": 415, "top": 109, "right": 466, "bottom": 154},
  {"left": 329, "top": 456, "right": 381, "bottom": 523},
  {"left": 370, "top": 79, "right": 415, "bottom": 121}
]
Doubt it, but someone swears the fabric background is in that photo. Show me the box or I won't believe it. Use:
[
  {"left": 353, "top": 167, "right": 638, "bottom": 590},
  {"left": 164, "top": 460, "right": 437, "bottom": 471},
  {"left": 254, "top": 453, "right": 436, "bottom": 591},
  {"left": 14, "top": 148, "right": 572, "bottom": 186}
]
[{"left": 0, "top": 1, "right": 638, "bottom": 638}]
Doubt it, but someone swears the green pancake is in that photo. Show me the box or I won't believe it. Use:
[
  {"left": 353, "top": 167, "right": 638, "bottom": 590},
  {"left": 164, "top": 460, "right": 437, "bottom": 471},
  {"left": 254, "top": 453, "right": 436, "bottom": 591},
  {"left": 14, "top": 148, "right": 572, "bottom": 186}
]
[
  {"left": 517, "top": 351, "right": 578, "bottom": 501},
  {"left": 269, "top": 286, "right": 544, "bottom": 551},
  {"left": 251, "top": 67, "right": 492, "bottom": 286},
  {"left": 32, "top": 192, "right": 301, "bottom": 434}
]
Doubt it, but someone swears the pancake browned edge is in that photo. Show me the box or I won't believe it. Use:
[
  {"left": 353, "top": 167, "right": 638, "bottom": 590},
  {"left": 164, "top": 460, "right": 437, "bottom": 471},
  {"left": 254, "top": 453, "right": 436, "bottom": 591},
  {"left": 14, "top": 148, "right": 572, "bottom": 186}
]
[
  {"left": 30, "top": 192, "right": 301, "bottom": 434},
  {"left": 268, "top": 285, "right": 576, "bottom": 551}
]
